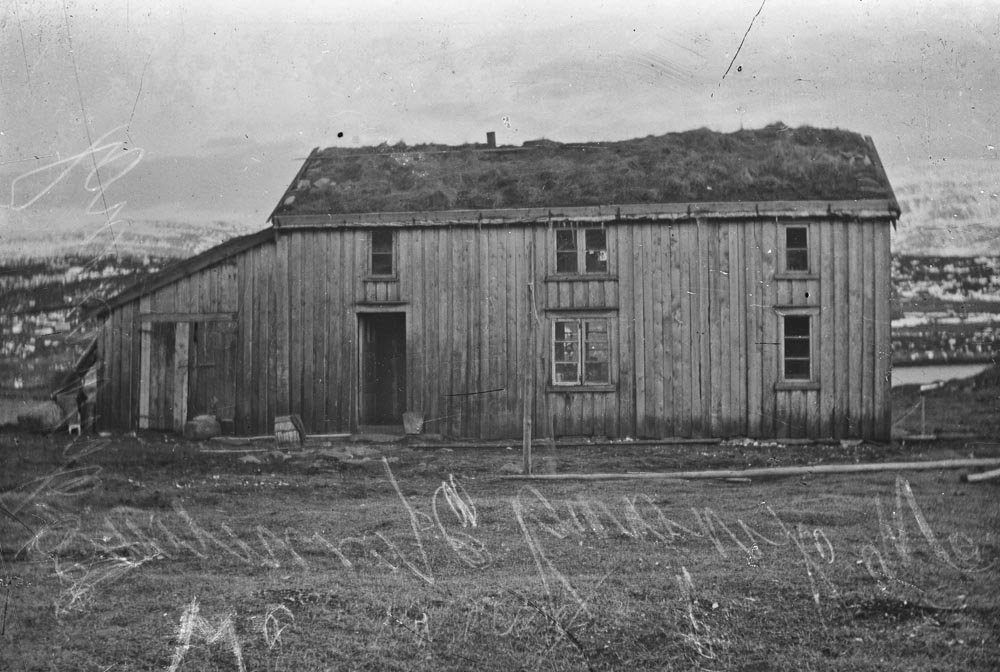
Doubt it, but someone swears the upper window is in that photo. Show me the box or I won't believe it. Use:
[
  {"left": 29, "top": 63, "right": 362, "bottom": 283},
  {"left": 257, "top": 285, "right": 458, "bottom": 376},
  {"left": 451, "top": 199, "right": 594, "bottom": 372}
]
[
  {"left": 782, "top": 314, "right": 812, "bottom": 381},
  {"left": 784, "top": 226, "right": 809, "bottom": 273},
  {"left": 554, "top": 227, "right": 608, "bottom": 274},
  {"left": 553, "top": 318, "right": 610, "bottom": 386},
  {"left": 370, "top": 230, "right": 394, "bottom": 276}
]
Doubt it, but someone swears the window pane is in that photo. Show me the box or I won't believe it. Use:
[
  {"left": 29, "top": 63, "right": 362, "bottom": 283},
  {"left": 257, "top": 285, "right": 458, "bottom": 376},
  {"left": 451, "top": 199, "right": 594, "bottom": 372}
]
[
  {"left": 584, "top": 320, "right": 608, "bottom": 342},
  {"left": 584, "top": 361, "right": 609, "bottom": 383},
  {"left": 585, "top": 343, "right": 608, "bottom": 362},
  {"left": 555, "top": 363, "right": 579, "bottom": 383},
  {"left": 554, "top": 341, "right": 578, "bottom": 363},
  {"left": 554, "top": 321, "right": 579, "bottom": 342},
  {"left": 584, "top": 229, "right": 606, "bottom": 250},
  {"left": 556, "top": 229, "right": 577, "bottom": 251},
  {"left": 584, "top": 229, "right": 608, "bottom": 272},
  {"left": 784, "top": 315, "right": 810, "bottom": 337},
  {"left": 372, "top": 253, "right": 393, "bottom": 275},
  {"left": 784, "top": 359, "right": 810, "bottom": 379},
  {"left": 556, "top": 251, "right": 578, "bottom": 273},
  {"left": 784, "top": 338, "right": 810, "bottom": 358},
  {"left": 786, "top": 249, "right": 809, "bottom": 272},
  {"left": 585, "top": 249, "right": 608, "bottom": 273},
  {"left": 786, "top": 227, "right": 807, "bottom": 249}
]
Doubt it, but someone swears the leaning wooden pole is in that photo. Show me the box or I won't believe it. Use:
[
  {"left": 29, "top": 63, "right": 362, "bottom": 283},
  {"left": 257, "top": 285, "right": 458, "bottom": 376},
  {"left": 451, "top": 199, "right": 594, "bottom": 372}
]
[{"left": 499, "top": 457, "right": 1000, "bottom": 481}]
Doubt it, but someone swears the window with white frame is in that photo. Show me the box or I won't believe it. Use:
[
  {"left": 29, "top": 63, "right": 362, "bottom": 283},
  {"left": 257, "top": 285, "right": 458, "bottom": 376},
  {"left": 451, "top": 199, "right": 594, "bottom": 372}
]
[
  {"left": 552, "top": 317, "right": 611, "bottom": 385},
  {"left": 554, "top": 227, "right": 609, "bottom": 274},
  {"left": 781, "top": 313, "right": 813, "bottom": 381}
]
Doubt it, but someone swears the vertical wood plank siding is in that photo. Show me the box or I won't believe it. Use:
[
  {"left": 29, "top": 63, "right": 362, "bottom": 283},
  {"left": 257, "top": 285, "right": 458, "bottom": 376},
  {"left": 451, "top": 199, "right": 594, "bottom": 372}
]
[{"left": 97, "top": 218, "right": 892, "bottom": 440}]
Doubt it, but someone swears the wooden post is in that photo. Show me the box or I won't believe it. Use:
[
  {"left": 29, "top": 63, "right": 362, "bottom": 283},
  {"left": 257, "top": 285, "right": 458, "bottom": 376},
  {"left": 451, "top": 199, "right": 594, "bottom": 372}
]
[
  {"left": 522, "top": 239, "right": 535, "bottom": 475},
  {"left": 920, "top": 395, "right": 925, "bottom": 436}
]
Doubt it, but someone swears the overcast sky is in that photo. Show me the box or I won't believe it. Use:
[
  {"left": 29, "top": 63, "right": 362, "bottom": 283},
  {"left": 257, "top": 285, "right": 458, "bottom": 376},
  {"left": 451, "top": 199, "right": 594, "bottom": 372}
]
[{"left": 1, "top": 0, "right": 998, "bottom": 236}]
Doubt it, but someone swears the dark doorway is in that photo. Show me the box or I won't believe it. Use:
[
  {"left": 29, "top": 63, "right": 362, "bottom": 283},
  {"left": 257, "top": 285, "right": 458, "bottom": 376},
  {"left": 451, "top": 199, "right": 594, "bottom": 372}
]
[
  {"left": 359, "top": 313, "right": 406, "bottom": 426},
  {"left": 188, "top": 320, "right": 237, "bottom": 426}
]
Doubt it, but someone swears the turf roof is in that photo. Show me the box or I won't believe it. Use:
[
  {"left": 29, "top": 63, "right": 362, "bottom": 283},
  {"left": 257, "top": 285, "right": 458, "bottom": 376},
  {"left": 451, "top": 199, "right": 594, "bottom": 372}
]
[{"left": 273, "top": 123, "right": 895, "bottom": 216}]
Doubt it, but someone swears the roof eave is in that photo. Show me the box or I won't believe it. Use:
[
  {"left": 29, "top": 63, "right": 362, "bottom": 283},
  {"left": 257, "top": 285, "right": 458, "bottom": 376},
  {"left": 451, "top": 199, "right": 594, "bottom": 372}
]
[
  {"left": 93, "top": 228, "right": 275, "bottom": 319},
  {"left": 273, "top": 199, "right": 901, "bottom": 229}
]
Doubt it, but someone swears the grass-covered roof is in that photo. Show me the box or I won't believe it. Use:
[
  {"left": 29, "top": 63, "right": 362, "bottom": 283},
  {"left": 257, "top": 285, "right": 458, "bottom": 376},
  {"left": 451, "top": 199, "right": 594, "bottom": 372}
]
[{"left": 273, "top": 123, "right": 894, "bottom": 216}]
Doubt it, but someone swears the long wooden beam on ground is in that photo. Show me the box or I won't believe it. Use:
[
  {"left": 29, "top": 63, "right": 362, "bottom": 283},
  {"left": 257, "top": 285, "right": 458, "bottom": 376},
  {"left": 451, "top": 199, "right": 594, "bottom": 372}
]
[
  {"left": 498, "top": 457, "right": 1000, "bottom": 481},
  {"left": 963, "top": 467, "right": 1000, "bottom": 483}
]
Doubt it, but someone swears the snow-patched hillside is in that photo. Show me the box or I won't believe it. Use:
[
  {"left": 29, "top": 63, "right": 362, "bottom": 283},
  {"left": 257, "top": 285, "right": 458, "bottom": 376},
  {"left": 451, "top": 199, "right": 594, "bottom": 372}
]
[{"left": 889, "top": 159, "right": 1000, "bottom": 256}]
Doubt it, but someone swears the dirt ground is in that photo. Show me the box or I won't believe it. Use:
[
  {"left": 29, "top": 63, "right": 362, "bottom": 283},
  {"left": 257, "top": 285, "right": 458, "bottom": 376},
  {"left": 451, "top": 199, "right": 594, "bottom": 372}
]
[{"left": 1, "top": 426, "right": 999, "bottom": 671}]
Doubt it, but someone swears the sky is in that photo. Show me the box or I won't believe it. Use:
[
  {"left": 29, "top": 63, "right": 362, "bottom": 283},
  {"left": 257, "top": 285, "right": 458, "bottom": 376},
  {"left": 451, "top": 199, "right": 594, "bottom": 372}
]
[{"left": 1, "top": 0, "right": 998, "bottom": 246}]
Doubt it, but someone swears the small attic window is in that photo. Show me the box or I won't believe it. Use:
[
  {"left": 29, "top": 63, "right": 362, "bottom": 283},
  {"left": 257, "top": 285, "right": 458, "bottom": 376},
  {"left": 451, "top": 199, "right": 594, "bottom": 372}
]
[
  {"left": 784, "top": 226, "right": 809, "bottom": 273},
  {"left": 370, "top": 230, "right": 395, "bottom": 276}
]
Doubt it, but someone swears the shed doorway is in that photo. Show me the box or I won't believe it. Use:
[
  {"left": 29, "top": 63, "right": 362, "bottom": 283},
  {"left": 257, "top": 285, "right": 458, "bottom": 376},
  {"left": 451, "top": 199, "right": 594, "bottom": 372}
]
[{"left": 358, "top": 313, "right": 406, "bottom": 427}]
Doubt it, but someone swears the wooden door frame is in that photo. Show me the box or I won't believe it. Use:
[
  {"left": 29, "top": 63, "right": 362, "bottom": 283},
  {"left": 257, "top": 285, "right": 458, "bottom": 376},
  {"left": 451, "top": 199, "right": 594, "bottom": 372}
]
[
  {"left": 354, "top": 307, "right": 409, "bottom": 431},
  {"left": 138, "top": 309, "right": 237, "bottom": 431}
]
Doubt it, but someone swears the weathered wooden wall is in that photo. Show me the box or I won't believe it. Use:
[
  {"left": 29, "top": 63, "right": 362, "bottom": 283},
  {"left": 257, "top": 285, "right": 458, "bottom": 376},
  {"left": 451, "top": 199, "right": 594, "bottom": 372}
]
[{"left": 97, "top": 217, "right": 891, "bottom": 440}]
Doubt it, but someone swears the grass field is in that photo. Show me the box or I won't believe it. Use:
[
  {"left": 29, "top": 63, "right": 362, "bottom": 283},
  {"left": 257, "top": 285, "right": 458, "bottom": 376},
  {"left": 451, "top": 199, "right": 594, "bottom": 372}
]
[{"left": 2, "top": 369, "right": 999, "bottom": 671}]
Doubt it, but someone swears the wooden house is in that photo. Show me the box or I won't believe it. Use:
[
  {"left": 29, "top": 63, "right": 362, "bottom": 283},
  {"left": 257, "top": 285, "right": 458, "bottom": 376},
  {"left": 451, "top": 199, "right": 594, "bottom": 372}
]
[{"left": 93, "top": 124, "right": 899, "bottom": 440}]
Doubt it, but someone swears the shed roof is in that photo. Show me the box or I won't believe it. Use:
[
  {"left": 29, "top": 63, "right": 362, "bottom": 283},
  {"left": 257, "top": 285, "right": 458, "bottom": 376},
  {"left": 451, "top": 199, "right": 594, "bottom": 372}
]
[{"left": 272, "top": 123, "right": 898, "bottom": 218}]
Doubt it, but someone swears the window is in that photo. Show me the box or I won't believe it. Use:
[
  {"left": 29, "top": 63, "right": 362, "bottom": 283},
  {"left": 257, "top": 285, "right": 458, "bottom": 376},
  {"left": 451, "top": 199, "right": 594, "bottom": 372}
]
[
  {"left": 782, "top": 314, "right": 812, "bottom": 381},
  {"left": 553, "top": 318, "right": 610, "bottom": 385},
  {"left": 371, "top": 230, "right": 394, "bottom": 276},
  {"left": 554, "top": 227, "right": 609, "bottom": 274},
  {"left": 784, "top": 226, "right": 809, "bottom": 273}
]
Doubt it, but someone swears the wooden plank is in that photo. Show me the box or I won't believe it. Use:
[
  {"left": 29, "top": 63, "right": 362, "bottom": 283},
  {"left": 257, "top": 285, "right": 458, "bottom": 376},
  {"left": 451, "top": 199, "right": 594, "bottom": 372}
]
[
  {"left": 697, "top": 218, "right": 712, "bottom": 435},
  {"left": 325, "top": 232, "right": 340, "bottom": 430},
  {"left": 617, "top": 224, "right": 635, "bottom": 436},
  {"left": 775, "top": 391, "right": 789, "bottom": 439},
  {"left": 312, "top": 233, "right": 327, "bottom": 431},
  {"left": 497, "top": 228, "right": 516, "bottom": 436},
  {"left": 448, "top": 227, "right": 461, "bottom": 435},
  {"left": 728, "top": 222, "right": 745, "bottom": 436},
  {"left": 275, "top": 233, "right": 291, "bottom": 415},
  {"left": 138, "top": 296, "right": 152, "bottom": 429},
  {"left": 173, "top": 322, "right": 189, "bottom": 431},
  {"left": 199, "top": 267, "right": 210, "bottom": 313},
  {"left": 139, "top": 312, "right": 237, "bottom": 322},
  {"left": 480, "top": 228, "right": 493, "bottom": 437},
  {"left": 289, "top": 233, "right": 303, "bottom": 424},
  {"left": 249, "top": 245, "right": 263, "bottom": 432},
  {"left": 818, "top": 223, "right": 835, "bottom": 438},
  {"left": 147, "top": 321, "right": 162, "bottom": 428},
  {"left": 710, "top": 223, "right": 724, "bottom": 435},
  {"left": 634, "top": 224, "right": 648, "bottom": 435},
  {"left": 300, "top": 233, "right": 315, "bottom": 431},
  {"left": 652, "top": 224, "right": 667, "bottom": 437},
  {"left": 265, "top": 242, "right": 278, "bottom": 430},
  {"left": 873, "top": 222, "right": 891, "bottom": 440},
  {"left": 759, "top": 219, "right": 777, "bottom": 436},
  {"left": 833, "top": 223, "right": 849, "bottom": 438},
  {"left": 469, "top": 228, "right": 483, "bottom": 437},
  {"left": 235, "top": 252, "right": 250, "bottom": 433},
  {"left": 847, "top": 220, "right": 863, "bottom": 436},
  {"left": 861, "top": 222, "right": 875, "bottom": 438},
  {"left": 122, "top": 303, "right": 136, "bottom": 430},
  {"left": 107, "top": 309, "right": 119, "bottom": 427},
  {"left": 673, "top": 224, "right": 690, "bottom": 436},
  {"left": 744, "top": 219, "right": 762, "bottom": 436}
]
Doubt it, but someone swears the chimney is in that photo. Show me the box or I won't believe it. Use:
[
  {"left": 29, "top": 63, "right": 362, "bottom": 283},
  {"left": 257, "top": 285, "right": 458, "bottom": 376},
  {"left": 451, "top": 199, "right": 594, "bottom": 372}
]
[{"left": 486, "top": 131, "right": 496, "bottom": 149}]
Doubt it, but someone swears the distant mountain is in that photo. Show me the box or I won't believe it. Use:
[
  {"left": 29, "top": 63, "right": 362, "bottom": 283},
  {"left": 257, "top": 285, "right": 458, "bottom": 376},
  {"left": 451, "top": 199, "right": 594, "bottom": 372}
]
[
  {"left": 889, "top": 159, "right": 1000, "bottom": 256},
  {"left": 0, "top": 213, "right": 260, "bottom": 261}
]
